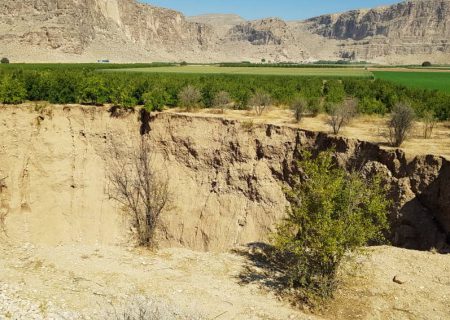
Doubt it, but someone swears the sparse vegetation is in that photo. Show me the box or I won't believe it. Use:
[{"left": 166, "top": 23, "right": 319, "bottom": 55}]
[
  {"left": 273, "top": 151, "right": 389, "bottom": 304},
  {"left": 422, "top": 110, "right": 437, "bottom": 139},
  {"left": 107, "top": 136, "right": 169, "bottom": 247},
  {"left": 212, "top": 90, "right": 232, "bottom": 113},
  {"left": 249, "top": 91, "right": 271, "bottom": 116},
  {"left": 290, "top": 95, "right": 308, "bottom": 122},
  {"left": 326, "top": 99, "right": 357, "bottom": 134},
  {"left": 388, "top": 103, "right": 416, "bottom": 147},
  {"left": 178, "top": 85, "right": 202, "bottom": 111},
  {"left": 105, "top": 296, "right": 203, "bottom": 320}
]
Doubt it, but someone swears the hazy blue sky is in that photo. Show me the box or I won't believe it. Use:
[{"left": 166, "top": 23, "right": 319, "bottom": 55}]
[{"left": 143, "top": 0, "right": 399, "bottom": 20}]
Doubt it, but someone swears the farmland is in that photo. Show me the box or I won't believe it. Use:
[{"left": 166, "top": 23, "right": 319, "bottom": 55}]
[
  {"left": 104, "top": 65, "right": 373, "bottom": 78},
  {"left": 373, "top": 70, "right": 450, "bottom": 93},
  {"left": 1, "top": 63, "right": 450, "bottom": 120}
]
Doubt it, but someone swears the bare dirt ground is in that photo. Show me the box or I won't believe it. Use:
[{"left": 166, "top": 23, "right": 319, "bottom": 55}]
[
  {"left": 0, "top": 240, "right": 448, "bottom": 320},
  {"left": 170, "top": 108, "right": 450, "bottom": 160}
]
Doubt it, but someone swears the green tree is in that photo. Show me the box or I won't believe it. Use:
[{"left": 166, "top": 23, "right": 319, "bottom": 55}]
[
  {"left": 79, "top": 76, "right": 109, "bottom": 105},
  {"left": 0, "top": 76, "right": 27, "bottom": 104},
  {"left": 142, "top": 87, "right": 170, "bottom": 112},
  {"left": 324, "top": 80, "right": 345, "bottom": 104},
  {"left": 1, "top": 58, "right": 9, "bottom": 64},
  {"left": 358, "top": 97, "right": 387, "bottom": 115},
  {"left": 273, "top": 151, "right": 389, "bottom": 303},
  {"left": 110, "top": 83, "right": 137, "bottom": 108}
]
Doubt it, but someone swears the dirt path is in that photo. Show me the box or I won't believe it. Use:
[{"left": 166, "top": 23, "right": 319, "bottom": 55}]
[{"left": 0, "top": 241, "right": 449, "bottom": 320}]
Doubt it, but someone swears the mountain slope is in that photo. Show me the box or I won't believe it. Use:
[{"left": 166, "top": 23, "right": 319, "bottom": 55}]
[
  {"left": 0, "top": 0, "right": 450, "bottom": 63},
  {"left": 304, "top": 0, "right": 450, "bottom": 62}
]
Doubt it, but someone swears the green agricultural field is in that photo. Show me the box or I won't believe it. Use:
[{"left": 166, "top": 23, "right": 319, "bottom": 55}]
[
  {"left": 373, "top": 71, "right": 450, "bottom": 93},
  {"left": 105, "top": 65, "right": 373, "bottom": 78}
]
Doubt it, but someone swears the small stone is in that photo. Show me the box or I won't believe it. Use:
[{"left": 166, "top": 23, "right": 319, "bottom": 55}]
[{"left": 393, "top": 275, "right": 406, "bottom": 284}]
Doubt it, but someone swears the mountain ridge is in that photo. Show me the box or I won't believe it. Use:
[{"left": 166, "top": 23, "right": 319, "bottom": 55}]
[{"left": 0, "top": 0, "right": 449, "bottom": 63}]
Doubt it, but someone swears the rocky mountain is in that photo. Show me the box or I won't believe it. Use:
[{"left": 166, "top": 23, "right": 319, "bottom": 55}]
[
  {"left": 304, "top": 0, "right": 450, "bottom": 62},
  {"left": 188, "top": 14, "right": 245, "bottom": 26},
  {"left": 0, "top": 0, "right": 450, "bottom": 63},
  {"left": 0, "top": 0, "right": 214, "bottom": 62},
  {"left": 226, "top": 18, "right": 294, "bottom": 45}
]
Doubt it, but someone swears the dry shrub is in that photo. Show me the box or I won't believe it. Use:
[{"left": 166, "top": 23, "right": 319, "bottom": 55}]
[
  {"left": 249, "top": 91, "right": 271, "bottom": 116},
  {"left": 290, "top": 96, "right": 308, "bottom": 123},
  {"left": 178, "top": 85, "right": 201, "bottom": 111},
  {"left": 422, "top": 110, "right": 437, "bottom": 139},
  {"left": 327, "top": 98, "right": 357, "bottom": 135},
  {"left": 212, "top": 90, "right": 232, "bottom": 113},
  {"left": 388, "top": 103, "right": 415, "bottom": 147},
  {"left": 107, "top": 135, "right": 169, "bottom": 247},
  {"left": 105, "top": 296, "right": 204, "bottom": 320}
]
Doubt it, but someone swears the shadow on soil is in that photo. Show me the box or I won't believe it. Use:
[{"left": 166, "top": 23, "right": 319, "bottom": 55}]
[{"left": 233, "top": 242, "right": 291, "bottom": 295}]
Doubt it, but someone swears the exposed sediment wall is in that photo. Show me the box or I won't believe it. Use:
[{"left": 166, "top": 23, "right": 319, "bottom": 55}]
[{"left": 0, "top": 105, "right": 448, "bottom": 251}]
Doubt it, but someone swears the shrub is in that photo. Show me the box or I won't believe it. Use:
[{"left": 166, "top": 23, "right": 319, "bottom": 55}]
[
  {"left": 388, "top": 103, "right": 415, "bottom": 147},
  {"left": 142, "top": 87, "right": 170, "bottom": 112},
  {"left": 324, "top": 80, "right": 345, "bottom": 103},
  {"left": 422, "top": 110, "right": 437, "bottom": 139},
  {"left": 273, "top": 151, "right": 389, "bottom": 303},
  {"left": 107, "top": 136, "right": 169, "bottom": 246},
  {"left": 249, "top": 91, "right": 271, "bottom": 116},
  {"left": 306, "top": 97, "right": 322, "bottom": 116},
  {"left": 180, "top": 61, "right": 188, "bottom": 66},
  {"left": 0, "top": 76, "right": 27, "bottom": 104},
  {"left": 1, "top": 58, "right": 10, "bottom": 64},
  {"left": 110, "top": 83, "right": 137, "bottom": 108},
  {"left": 177, "top": 85, "right": 201, "bottom": 111},
  {"left": 79, "top": 76, "right": 109, "bottom": 105},
  {"left": 290, "top": 95, "right": 308, "bottom": 122},
  {"left": 212, "top": 90, "right": 232, "bottom": 113},
  {"left": 358, "top": 97, "right": 387, "bottom": 115},
  {"left": 422, "top": 61, "right": 432, "bottom": 67},
  {"left": 327, "top": 98, "right": 357, "bottom": 134}
]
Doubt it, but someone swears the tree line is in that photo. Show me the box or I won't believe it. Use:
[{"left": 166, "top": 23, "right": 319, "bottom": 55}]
[{"left": 0, "top": 67, "right": 449, "bottom": 120}]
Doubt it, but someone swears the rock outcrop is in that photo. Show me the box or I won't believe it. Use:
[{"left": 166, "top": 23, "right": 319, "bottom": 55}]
[
  {"left": 1, "top": 0, "right": 450, "bottom": 63},
  {"left": 0, "top": 0, "right": 214, "bottom": 62},
  {"left": 0, "top": 105, "right": 448, "bottom": 251},
  {"left": 304, "top": 0, "right": 450, "bottom": 62},
  {"left": 226, "top": 18, "right": 294, "bottom": 45}
]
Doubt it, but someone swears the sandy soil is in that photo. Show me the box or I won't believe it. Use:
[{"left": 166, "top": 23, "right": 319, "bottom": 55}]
[
  {"left": 171, "top": 108, "right": 450, "bottom": 160},
  {"left": 0, "top": 240, "right": 448, "bottom": 320}
]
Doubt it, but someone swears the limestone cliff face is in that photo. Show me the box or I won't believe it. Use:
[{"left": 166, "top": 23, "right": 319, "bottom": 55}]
[
  {"left": 2, "top": 0, "right": 450, "bottom": 63},
  {"left": 0, "top": 0, "right": 213, "bottom": 59},
  {"left": 306, "top": 0, "right": 450, "bottom": 40},
  {"left": 0, "top": 105, "right": 448, "bottom": 251},
  {"left": 305, "top": 0, "right": 450, "bottom": 60},
  {"left": 226, "top": 18, "right": 294, "bottom": 45}
]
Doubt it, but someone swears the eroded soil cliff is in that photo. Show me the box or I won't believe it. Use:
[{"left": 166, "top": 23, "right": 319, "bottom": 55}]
[{"left": 0, "top": 104, "right": 448, "bottom": 251}]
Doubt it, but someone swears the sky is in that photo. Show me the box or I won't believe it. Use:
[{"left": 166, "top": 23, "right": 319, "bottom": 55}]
[{"left": 143, "top": 0, "right": 400, "bottom": 21}]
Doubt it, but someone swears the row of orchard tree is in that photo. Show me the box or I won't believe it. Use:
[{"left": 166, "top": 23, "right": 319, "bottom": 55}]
[{"left": 0, "top": 67, "right": 450, "bottom": 121}]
